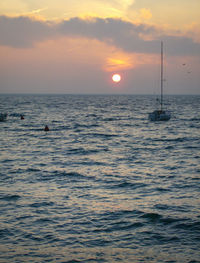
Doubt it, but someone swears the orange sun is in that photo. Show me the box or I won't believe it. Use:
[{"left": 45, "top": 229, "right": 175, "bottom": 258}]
[{"left": 112, "top": 74, "right": 121, "bottom": 83}]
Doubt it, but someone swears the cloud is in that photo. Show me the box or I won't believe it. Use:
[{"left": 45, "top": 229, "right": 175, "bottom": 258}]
[
  {"left": 0, "top": 15, "right": 53, "bottom": 48},
  {"left": 0, "top": 15, "right": 200, "bottom": 56},
  {"left": 58, "top": 17, "right": 158, "bottom": 53}
]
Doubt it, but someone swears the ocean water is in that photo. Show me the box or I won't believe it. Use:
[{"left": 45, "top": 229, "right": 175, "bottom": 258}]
[{"left": 0, "top": 94, "right": 199, "bottom": 263}]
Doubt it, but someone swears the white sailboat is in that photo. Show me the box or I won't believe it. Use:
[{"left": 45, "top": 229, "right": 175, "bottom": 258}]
[{"left": 149, "top": 41, "right": 171, "bottom": 121}]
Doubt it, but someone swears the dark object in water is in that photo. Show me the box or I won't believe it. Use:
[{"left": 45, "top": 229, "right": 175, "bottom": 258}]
[
  {"left": 0, "top": 113, "right": 7, "bottom": 122},
  {"left": 20, "top": 115, "right": 24, "bottom": 120},
  {"left": 44, "top": 125, "right": 49, "bottom": 131}
]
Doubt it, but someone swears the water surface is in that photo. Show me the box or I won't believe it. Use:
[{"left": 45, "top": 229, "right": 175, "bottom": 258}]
[{"left": 0, "top": 94, "right": 200, "bottom": 262}]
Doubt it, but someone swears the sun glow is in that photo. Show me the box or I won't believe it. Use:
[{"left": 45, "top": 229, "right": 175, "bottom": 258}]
[{"left": 112, "top": 74, "right": 121, "bottom": 83}]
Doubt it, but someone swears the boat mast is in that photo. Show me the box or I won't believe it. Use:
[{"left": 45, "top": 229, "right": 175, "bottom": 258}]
[{"left": 160, "top": 41, "right": 163, "bottom": 111}]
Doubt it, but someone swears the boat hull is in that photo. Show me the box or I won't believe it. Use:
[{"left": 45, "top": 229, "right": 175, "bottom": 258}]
[{"left": 149, "top": 110, "right": 171, "bottom": 121}]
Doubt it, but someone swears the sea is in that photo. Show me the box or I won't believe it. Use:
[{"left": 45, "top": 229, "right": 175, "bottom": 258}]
[{"left": 0, "top": 94, "right": 200, "bottom": 263}]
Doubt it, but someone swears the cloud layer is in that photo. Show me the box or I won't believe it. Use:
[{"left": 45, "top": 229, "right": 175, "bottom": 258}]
[{"left": 0, "top": 15, "right": 200, "bottom": 56}]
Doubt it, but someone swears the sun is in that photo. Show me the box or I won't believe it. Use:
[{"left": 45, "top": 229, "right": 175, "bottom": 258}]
[{"left": 112, "top": 74, "right": 121, "bottom": 83}]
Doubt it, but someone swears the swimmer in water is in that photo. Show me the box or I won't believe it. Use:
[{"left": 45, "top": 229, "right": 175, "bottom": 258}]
[{"left": 44, "top": 125, "right": 49, "bottom": 131}]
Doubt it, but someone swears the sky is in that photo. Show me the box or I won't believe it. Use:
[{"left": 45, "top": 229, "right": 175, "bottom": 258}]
[{"left": 0, "top": 0, "right": 200, "bottom": 94}]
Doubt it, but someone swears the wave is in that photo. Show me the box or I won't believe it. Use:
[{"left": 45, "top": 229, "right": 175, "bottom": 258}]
[
  {"left": 64, "top": 260, "right": 82, "bottom": 263},
  {"left": 106, "top": 181, "right": 147, "bottom": 190},
  {"left": 67, "top": 147, "right": 100, "bottom": 155},
  {"left": 30, "top": 201, "right": 54, "bottom": 208},
  {"left": 174, "top": 221, "right": 200, "bottom": 231},
  {"left": 140, "top": 212, "right": 162, "bottom": 222},
  {"left": 94, "top": 221, "right": 144, "bottom": 234},
  {"left": 100, "top": 209, "right": 143, "bottom": 221},
  {"left": 73, "top": 123, "right": 99, "bottom": 130},
  {"left": 9, "top": 113, "right": 24, "bottom": 117},
  {"left": 0, "top": 194, "right": 21, "bottom": 201},
  {"left": 140, "top": 211, "right": 200, "bottom": 232},
  {"left": 39, "top": 170, "right": 93, "bottom": 182},
  {"left": 52, "top": 171, "right": 88, "bottom": 179},
  {"left": 0, "top": 228, "right": 14, "bottom": 239},
  {"left": 152, "top": 137, "right": 194, "bottom": 143}
]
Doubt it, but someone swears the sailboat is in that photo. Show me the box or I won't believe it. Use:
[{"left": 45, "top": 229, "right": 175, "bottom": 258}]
[{"left": 149, "top": 41, "right": 171, "bottom": 121}]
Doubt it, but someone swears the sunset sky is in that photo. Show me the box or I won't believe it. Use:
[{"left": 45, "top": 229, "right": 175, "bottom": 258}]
[{"left": 0, "top": 0, "right": 200, "bottom": 94}]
